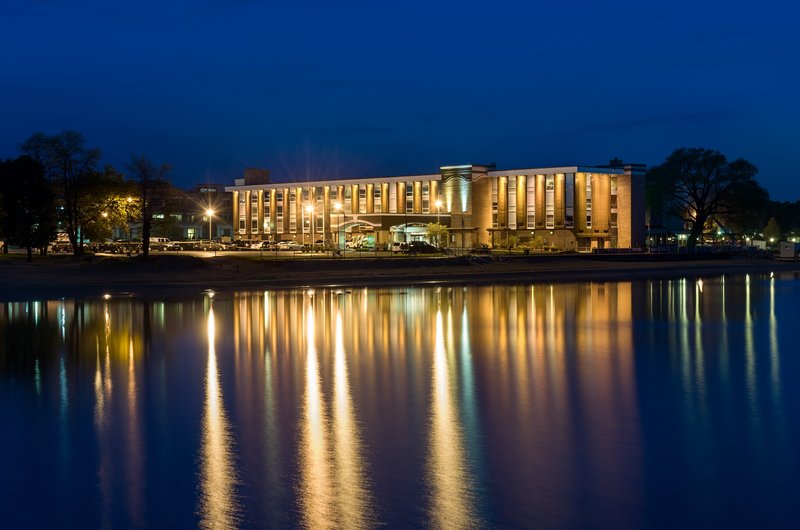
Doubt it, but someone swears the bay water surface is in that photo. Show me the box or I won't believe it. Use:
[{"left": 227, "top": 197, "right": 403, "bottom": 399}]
[{"left": 1, "top": 273, "right": 799, "bottom": 529}]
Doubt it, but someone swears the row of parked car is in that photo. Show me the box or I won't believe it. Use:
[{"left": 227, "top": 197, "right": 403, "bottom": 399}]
[{"left": 54, "top": 237, "right": 465, "bottom": 255}]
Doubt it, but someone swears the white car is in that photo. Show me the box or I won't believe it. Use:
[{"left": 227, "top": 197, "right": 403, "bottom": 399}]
[{"left": 277, "top": 241, "right": 304, "bottom": 251}]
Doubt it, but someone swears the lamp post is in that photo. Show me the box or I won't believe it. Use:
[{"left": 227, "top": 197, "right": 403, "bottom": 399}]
[
  {"left": 126, "top": 196, "right": 133, "bottom": 255},
  {"left": 333, "top": 201, "right": 343, "bottom": 254},
  {"left": 206, "top": 209, "right": 215, "bottom": 241},
  {"left": 305, "top": 204, "right": 314, "bottom": 247},
  {"left": 434, "top": 199, "right": 443, "bottom": 248}
]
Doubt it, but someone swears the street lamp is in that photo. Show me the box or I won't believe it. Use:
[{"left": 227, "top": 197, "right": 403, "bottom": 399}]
[
  {"left": 206, "top": 209, "right": 215, "bottom": 240},
  {"left": 304, "top": 204, "right": 314, "bottom": 247},
  {"left": 434, "top": 199, "right": 443, "bottom": 248},
  {"left": 126, "top": 196, "right": 133, "bottom": 253}
]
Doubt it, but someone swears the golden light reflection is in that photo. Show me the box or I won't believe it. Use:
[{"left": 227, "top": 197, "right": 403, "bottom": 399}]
[
  {"left": 332, "top": 310, "right": 372, "bottom": 528},
  {"left": 427, "top": 308, "right": 479, "bottom": 529},
  {"left": 126, "top": 337, "right": 144, "bottom": 527},
  {"left": 199, "top": 303, "right": 241, "bottom": 530},
  {"left": 299, "top": 298, "right": 334, "bottom": 530},
  {"left": 769, "top": 277, "right": 780, "bottom": 404},
  {"left": 744, "top": 275, "right": 757, "bottom": 409}
]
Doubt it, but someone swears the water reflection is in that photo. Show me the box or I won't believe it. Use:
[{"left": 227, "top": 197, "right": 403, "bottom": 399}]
[
  {"left": 298, "top": 296, "right": 334, "bottom": 529},
  {"left": 298, "top": 294, "right": 374, "bottom": 529},
  {"left": 198, "top": 301, "right": 241, "bottom": 529},
  {"left": 332, "top": 309, "right": 372, "bottom": 528},
  {"left": 427, "top": 307, "right": 480, "bottom": 528},
  {"left": 0, "top": 273, "right": 798, "bottom": 529}
]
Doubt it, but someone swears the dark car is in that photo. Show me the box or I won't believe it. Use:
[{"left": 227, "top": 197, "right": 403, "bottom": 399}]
[
  {"left": 469, "top": 243, "right": 491, "bottom": 254},
  {"left": 230, "top": 240, "right": 257, "bottom": 251},
  {"left": 405, "top": 241, "right": 439, "bottom": 255}
]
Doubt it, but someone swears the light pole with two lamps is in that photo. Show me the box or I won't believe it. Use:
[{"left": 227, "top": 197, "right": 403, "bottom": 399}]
[
  {"left": 333, "top": 201, "right": 343, "bottom": 254},
  {"left": 304, "top": 204, "right": 314, "bottom": 248}
]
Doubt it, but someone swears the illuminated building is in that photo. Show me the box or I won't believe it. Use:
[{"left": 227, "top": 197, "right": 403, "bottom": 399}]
[{"left": 225, "top": 159, "right": 645, "bottom": 251}]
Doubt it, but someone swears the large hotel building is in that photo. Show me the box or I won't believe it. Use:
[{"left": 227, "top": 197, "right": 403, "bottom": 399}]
[{"left": 225, "top": 159, "right": 646, "bottom": 251}]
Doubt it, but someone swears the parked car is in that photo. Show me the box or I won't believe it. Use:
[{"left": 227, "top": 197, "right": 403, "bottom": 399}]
[
  {"left": 469, "top": 243, "right": 491, "bottom": 254},
  {"left": 405, "top": 241, "right": 439, "bottom": 255},
  {"left": 196, "top": 240, "right": 227, "bottom": 251},
  {"left": 174, "top": 241, "right": 199, "bottom": 251},
  {"left": 257, "top": 241, "right": 277, "bottom": 250},
  {"left": 149, "top": 237, "right": 179, "bottom": 251},
  {"left": 49, "top": 242, "right": 73, "bottom": 253},
  {"left": 230, "top": 239, "right": 257, "bottom": 251},
  {"left": 391, "top": 242, "right": 408, "bottom": 253},
  {"left": 277, "top": 240, "right": 304, "bottom": 251}
]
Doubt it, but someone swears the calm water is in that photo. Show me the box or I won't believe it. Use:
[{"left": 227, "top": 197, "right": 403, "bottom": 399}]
[{"left": 1, "top": 274, "right": 799, "bottom": 529}]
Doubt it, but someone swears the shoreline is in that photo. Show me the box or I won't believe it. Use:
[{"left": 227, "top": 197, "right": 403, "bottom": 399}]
[{"left": 1, "top": 253, "right": 798, "bottom": 301}]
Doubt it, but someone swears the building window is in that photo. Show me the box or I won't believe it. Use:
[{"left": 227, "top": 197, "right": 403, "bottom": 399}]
[
  {"left": 545, "top": 175, "right": 555, "bottom": 230},
  {"left": 276, "top": 191, "right": 284, "bottom": 233},
  {"left": 374, "top": 186, "right": 382, "bottom": 213},
  {"left": 358, "top": 185, "right": 367, "bottom": 213},
  {"left": 251, "top": 193, "right": 259, "bottom": 234},
  {"left": 508, "top": 177, "right": 517, "bottom": 229},
  {"left": 389, "top": 183, "right": 397, "bottom": 213},
  {"left": 491, "top": 179, "right": 498, "bottom": 228},
  {"left": 565, "top": 173, "right": 574, "bottom": 229},
  {"left": 315, "top": 188, "right": 324, "bottom": 234},
  {"left": 526, "top": 176, "right": 535, "bottom": 229},
  {"left": 238, "top": 194, "right": 247, "bottom": 234},
  {"left": 344, "top": 187, "right": 352, "bottom": 215},
  {"left": 263, "top": 192, "right": 271, "bottom": 233},
  {"left": 422, "top": 182, "right": 430, "bottom": 214},
  {"left": 289, "top": 190, "right": 297, "bottom": 233},
  {"left": 586, "top": 174, "right": 593, "bottom": 230},
  {"left": 405, "top": 183, "right": 414, "bottom": 214},
  {"left": 610, "top": 176, "right": 618, "bottom": 228}
]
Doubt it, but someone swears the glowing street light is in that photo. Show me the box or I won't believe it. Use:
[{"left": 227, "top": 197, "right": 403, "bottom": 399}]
[
  {"left": 435, "top": 199, "right": 443, "bottom": 224},
  {"left": 206, "top": 209, "right": 215, "bottom": 240}
]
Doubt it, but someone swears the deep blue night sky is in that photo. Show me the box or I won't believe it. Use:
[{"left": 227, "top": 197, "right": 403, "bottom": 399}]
[{"left": 1, "top": 0, "right": 797, "bottom": 199}]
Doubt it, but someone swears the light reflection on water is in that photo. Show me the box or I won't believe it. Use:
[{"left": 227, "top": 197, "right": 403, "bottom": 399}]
[
  {"left": 199, "top": 302, "right": 241, "bottom": 529},
  {"left": 1, "top": 273, "right": 799, "bottom": 529}
]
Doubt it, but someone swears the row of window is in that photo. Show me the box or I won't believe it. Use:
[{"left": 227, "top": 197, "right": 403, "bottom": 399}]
[
  {"left": 236, "top": 181, "right": 437, "bottom": 234},
  {"left": 490, "top": 174, "right": 615, "bottom": 231}
]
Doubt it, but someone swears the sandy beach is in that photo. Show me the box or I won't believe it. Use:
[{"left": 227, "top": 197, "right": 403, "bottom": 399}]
[{"left": 1, "top": 252, "right": 797, "bottom": 301}]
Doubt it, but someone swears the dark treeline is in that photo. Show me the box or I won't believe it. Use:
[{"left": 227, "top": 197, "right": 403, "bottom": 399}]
[
  {"left": 646, "top": 147, "right": 798, "bottom": 250},
  {"left": 0, "top": 131, "right": 172, "bottom": 260}
]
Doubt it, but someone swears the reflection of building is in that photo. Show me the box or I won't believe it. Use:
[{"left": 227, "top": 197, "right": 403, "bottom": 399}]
[{"left": 225, "top": 159, "right": 645, "bottom": 250}]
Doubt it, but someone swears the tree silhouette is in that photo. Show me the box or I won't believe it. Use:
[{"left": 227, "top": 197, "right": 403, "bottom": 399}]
[
  {"left": 647, "top": 147, "right": 761, "bottom": 250},
  {"left": 0, "top": 156, "right": 57, "bottom": 260},
  {"left": 126, "top": 155, "right": 171, "bottom": 257},
  {"left": 21, "top": 131, "right": 101, "bottom": 255}
]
